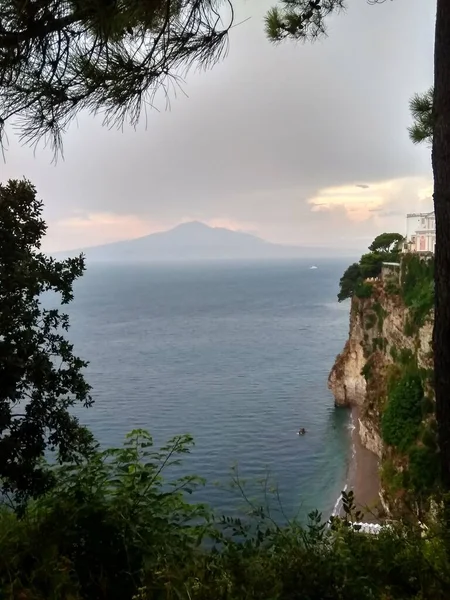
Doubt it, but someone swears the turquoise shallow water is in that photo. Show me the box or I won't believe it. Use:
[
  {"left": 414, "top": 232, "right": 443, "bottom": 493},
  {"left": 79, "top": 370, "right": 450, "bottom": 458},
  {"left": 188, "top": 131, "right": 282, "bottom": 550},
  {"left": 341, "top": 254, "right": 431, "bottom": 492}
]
[{"left": 66, "top": 259, "right": 352, "bottom": 520}]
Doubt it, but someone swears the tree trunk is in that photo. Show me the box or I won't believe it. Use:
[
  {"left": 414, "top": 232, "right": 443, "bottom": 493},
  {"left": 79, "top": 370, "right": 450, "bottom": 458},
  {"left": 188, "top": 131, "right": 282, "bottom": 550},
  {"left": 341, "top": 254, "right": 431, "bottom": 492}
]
[{"left": 432, "top": 0, "right": 450, "bottom": 490}]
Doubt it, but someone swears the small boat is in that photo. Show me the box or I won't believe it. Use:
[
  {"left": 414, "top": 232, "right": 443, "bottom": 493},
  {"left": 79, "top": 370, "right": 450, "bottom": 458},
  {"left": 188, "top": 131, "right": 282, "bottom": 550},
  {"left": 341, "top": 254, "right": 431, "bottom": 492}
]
[{"left": 310, "top": 265, "right": 318, "bottom": 270}]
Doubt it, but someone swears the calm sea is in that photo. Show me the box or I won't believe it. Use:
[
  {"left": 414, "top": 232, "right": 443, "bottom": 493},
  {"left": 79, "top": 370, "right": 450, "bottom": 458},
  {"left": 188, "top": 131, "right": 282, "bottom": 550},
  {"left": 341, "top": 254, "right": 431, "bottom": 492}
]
[{"left": 66, "top": 260, "right": 352, "bottom": 521}]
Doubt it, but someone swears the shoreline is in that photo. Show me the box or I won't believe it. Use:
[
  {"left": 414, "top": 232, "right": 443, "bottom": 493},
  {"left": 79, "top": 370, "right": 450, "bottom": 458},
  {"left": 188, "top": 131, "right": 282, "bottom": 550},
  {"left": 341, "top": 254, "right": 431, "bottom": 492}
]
[
  {"left": 348, "top": 406, "right": 381, "bottom": 522},
  {"left": 332, "top": 406, "right": 381, "bottom": 522}
]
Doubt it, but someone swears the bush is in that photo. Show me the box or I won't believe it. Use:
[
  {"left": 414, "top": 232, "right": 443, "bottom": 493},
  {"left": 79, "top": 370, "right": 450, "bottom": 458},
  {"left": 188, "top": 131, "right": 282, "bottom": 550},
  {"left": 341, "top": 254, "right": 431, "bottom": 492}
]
[
  {"left": 385, "top": 279, "right": 401, "bottom": 295},
  {"left": 355, "top": 282, "right": 373, "bottom": 299},
  {"left": 381, "top": 459, "right": 405, "bottom": 494},
  {"left": 381, "top": 374, "right": 424, "bottom": 451},
  {"left": 338, "top": 262, "right": 362, "bottom": 302},
  {"left": 0, "top": 430, "right": 210, "bottom": 600},
  {"left": 0, "top": 430, "right": 449, "bottom": 600},
  {"left": 401, "top": 255, "right": 434, "bottom": 329},
  {"left": 408, "top": 446, "right": 440, "bottom": 495}
]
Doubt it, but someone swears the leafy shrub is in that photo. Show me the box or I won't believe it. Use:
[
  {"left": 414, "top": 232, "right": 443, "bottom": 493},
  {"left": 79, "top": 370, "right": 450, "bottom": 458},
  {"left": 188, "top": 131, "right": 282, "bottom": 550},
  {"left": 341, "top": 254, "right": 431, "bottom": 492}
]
[
  {"left": 381, "top": 459, "right": 405, "bottom": 494},
  {"left": 0, "top": 430, "right": 210, "bottom": 600},
  {"left": 385, "top": 279, "right": 401, "bottom": 295},
  {"left": 401, "top": 255, "right": 434, "bottom": 329},
  {"left": 408, "top": 446, "right": 440, "bottom": 495},
  {"left": 0, "top": 430, "right": 449, "bottom": 600},
  {"left": 381, "top": 374, "right": 424, "bottom": 451},
  {"left": 338, "top": 262, "right": 362, "bottom": 302},
  {"left": 355, "top": 282, "right": 373, "bottom": 299},
  {"left": 390, "top": 346, "right": 399, "bottom": 361},
  {"left": 398, "top": 348, "right": 415, "bottom": 367}
]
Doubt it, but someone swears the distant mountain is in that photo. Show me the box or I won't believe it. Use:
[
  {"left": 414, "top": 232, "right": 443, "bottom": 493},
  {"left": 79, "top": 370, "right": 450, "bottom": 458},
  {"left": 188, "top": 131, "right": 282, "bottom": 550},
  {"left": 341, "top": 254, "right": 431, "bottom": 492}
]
[{"left": 58, "top": 221, "right": 346, "bottom": 262}]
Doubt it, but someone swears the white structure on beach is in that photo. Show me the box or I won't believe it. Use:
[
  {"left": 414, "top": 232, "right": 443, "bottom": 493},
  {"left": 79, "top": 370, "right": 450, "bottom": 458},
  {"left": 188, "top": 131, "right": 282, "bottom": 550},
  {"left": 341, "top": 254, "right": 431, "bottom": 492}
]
[
  {"left": 403, "top": 212, "right": 435, "bottom": 254},
  {"left": 350, "top": 522, "right": 383, "bottom": 535}
]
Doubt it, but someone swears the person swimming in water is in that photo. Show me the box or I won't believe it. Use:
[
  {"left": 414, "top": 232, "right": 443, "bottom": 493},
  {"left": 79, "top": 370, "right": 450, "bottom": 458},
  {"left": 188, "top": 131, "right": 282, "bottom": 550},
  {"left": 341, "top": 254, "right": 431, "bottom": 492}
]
[{"left": 298, "top": 427, "right": 306, "bottom": 435}]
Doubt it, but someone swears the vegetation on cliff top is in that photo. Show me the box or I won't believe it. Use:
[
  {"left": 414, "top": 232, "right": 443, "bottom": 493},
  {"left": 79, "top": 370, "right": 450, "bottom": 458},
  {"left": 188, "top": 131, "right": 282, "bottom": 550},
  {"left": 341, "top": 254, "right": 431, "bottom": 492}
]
[{"left": 338, "top": 233, "right": 403, "bottom": 302}]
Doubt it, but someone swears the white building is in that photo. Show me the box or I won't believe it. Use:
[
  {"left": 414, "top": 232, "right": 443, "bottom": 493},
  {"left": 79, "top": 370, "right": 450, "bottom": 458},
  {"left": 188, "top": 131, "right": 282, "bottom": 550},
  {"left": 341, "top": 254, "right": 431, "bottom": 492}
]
[{"left": 404, "top": 211, "right": 435, "bottom": 253}]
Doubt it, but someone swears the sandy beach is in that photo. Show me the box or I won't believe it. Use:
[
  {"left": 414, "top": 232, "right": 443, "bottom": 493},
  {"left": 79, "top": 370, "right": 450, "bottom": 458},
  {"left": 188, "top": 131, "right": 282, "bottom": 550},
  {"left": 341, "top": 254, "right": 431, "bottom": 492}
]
[{"left": 348, "top": 406, "right": 382, "bottom": 522}]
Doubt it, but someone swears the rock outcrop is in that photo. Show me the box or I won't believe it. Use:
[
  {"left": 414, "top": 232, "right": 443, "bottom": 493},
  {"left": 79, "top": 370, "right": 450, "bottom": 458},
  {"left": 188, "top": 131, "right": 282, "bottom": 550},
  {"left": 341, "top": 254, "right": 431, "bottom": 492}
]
[{"left": 328, "top": 277, "right": 434, "bottom": 513}]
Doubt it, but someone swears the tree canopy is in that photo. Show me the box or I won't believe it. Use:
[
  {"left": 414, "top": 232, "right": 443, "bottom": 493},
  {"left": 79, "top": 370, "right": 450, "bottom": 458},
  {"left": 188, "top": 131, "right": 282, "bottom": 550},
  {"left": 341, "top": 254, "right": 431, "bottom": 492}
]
[
  {"left": 337, "top": 232, "right": 402, "bottom": 302},
  {"left": 369, "top": 232, "right": 404, "bottom": 254},
  {"left": 0, "top": 179, "right": 93, "bottom": 504},
  {"left": 0, "top": 0, "right": 233, "bottom": 154}
]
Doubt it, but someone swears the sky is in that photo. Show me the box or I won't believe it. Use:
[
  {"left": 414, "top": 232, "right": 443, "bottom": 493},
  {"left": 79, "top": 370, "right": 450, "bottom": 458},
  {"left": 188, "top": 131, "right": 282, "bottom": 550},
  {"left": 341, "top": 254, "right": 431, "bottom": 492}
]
[{"left": 0, "top": 0, "right": 436, "bottom": 253}]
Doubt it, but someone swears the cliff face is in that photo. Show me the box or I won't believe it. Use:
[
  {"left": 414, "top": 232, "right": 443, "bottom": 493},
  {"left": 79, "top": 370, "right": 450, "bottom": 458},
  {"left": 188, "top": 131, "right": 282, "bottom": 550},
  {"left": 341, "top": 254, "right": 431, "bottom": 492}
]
[{"left": 328, "top": 277, "right": 434, "bottom": 513}]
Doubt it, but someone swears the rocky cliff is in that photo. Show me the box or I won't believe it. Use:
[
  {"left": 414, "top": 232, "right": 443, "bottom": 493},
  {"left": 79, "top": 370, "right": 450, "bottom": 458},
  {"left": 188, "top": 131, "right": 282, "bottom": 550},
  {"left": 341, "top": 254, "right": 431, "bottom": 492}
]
[{"left": 328, "top": 268, "right": 435, "bottom": 516}]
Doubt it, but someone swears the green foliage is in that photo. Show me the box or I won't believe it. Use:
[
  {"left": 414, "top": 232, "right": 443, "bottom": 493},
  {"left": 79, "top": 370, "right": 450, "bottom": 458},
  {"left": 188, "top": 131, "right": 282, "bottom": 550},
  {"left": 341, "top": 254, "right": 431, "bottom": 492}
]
[
  {"left": 369, "top": 232, "right": 404, "bottom": 254},
  {"left": 0, "top": 430, "right": 210, "bottom": 600},
  {"left": 265, "top": 0, "right": 345, "bottom": 42},
  {"left": 401, "top": 254, "right": 434, "bottom": 331},
  {"left": 381, "top": 459, "right": 405, "bottom": 494},
  {"left": 381, "top": 374, "right": 424, "bottom": 451},
  {"left": 359, "top": 252, "right": 384, "bottom": 279},
  {"left": 1, "top": 429, "right": 450, "bottom": 600},
  {"left": 0, "top": 179, "right": 93, "bottom": 504},
  {"left": 396, "top": 347, "right": 416, "bottom": 368},
  {"left": 384, "top": 278, "right": 401, "bottom": 296},
  {"left": 421, "top": 423, "right": 438, "bottom": 448},
  {"left": 408, "top": 446, "right": 440, "bottom": 495},
  {"left": 337, "top": 232, "right": 403, "bottom": 301},
  {"left": 0, "top": 0, "right": 233, "bottom": 153},
  {"left": 338, "top": 262, "right": 361, "bottom": 302},
  {"left": 354, "top": 281, "right": 373, "bottom": 299},
  {"left": 408, "top": 88, "right": 434, "bottom": 146}
]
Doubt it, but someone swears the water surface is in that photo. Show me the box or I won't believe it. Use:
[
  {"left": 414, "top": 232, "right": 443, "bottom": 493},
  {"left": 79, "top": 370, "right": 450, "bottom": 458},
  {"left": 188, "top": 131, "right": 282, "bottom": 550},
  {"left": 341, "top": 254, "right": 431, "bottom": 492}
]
[{"left": 67, "top": 260, "right": 351, "bottom": 519}]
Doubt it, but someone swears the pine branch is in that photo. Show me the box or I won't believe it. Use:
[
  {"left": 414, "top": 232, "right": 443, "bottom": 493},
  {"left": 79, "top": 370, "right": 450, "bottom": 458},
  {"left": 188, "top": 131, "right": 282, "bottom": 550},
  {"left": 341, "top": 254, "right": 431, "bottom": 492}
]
[
  {"left": 265, "top": 0, "right": 346, "bottom": 43},
  {"left": 0, "top": 0, "right": 234, "bottom": 157}
]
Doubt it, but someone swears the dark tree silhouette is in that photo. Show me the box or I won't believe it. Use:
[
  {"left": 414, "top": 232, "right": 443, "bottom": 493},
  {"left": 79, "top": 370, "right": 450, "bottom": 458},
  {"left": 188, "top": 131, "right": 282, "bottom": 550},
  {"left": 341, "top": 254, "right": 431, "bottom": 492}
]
[{"left": 0, "top": 179, "right": 93, "bottom": 504}]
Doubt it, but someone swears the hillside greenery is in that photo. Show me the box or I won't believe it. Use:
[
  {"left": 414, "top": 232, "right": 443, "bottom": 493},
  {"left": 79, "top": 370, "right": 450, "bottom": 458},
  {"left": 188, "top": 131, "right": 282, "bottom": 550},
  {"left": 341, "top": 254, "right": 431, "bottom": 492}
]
[
  {"left": 338, "top": 233, "right": 403, "bottom": 302},
  {"left": 381, "top": 373, "right": 424, "bottom": 452},
  {"left": 401, "top": 254, "right": 435, "bottom": 332}
]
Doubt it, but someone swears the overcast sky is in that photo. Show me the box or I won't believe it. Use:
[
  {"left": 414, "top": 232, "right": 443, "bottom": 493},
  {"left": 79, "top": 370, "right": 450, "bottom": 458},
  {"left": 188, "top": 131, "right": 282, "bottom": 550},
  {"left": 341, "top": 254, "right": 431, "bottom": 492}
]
[{"left": 1, "top": 0, "right": 435, "bottom": 253}]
